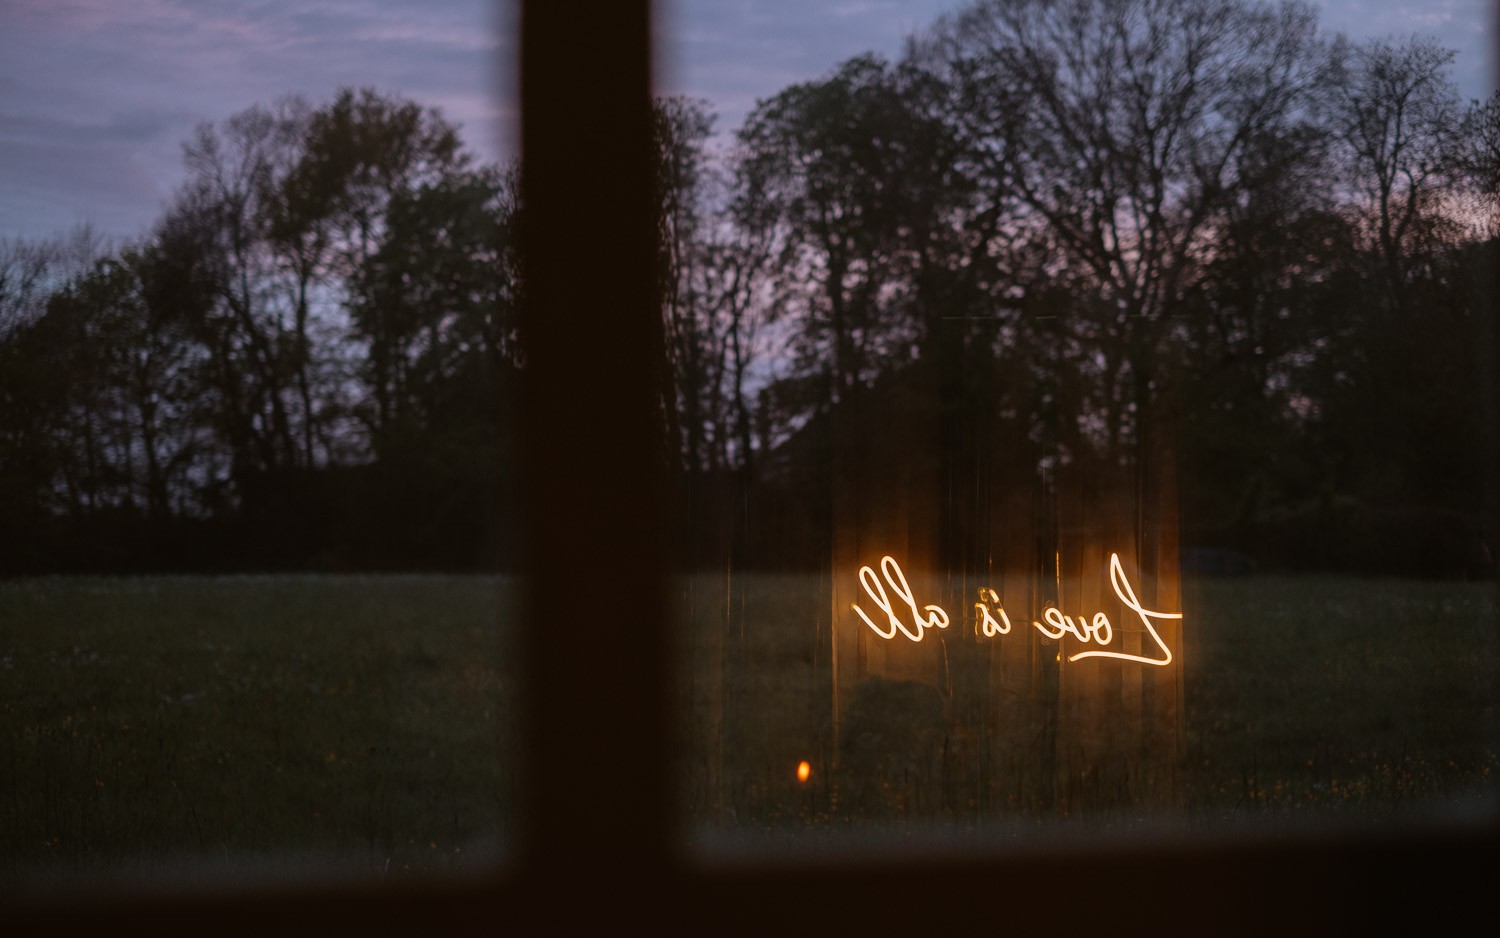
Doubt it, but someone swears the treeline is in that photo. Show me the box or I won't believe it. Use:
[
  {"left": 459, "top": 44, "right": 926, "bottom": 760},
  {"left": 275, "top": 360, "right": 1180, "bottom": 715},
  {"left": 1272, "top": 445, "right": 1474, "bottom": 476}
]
[
  {"left": 655, "top": 0, "right": 1499, "bottom": 577},
  {"left": 1, "top": 89, "right": 521, "bottom": 571},
  {"left": 2, "top": 0, "right": 1497, "bottom": 575}
]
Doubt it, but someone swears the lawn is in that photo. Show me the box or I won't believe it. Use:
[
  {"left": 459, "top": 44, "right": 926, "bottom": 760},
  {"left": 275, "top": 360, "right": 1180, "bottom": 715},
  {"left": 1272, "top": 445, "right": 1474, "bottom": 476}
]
[
  {"left": 0, "top": 575, "right": 516, "bottom": 888},
  {"left": 673, "top": 571, "right": 1499, "bottom": 839},
  {"left": 1, "top": 572, "right": 1495, "bottom": 886}
]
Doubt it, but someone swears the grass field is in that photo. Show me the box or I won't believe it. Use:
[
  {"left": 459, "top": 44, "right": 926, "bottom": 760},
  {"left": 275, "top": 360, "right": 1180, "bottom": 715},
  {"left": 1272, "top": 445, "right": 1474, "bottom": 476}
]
[
  {"left": 675, "top": 572, "right": 1500, "bottom": 841},
  {"left": 2, "top": 573, "right": 1496, "bottom": 886},
  {"left": 0, "top": 575, "right": 516, "bottom": 888}
]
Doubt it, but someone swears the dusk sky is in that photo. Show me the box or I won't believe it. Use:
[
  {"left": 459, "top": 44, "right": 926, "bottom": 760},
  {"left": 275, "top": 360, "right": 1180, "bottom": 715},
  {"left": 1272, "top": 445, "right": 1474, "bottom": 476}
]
[{"left": 0, "top": 0, "right": 1494, "bottom": 243}]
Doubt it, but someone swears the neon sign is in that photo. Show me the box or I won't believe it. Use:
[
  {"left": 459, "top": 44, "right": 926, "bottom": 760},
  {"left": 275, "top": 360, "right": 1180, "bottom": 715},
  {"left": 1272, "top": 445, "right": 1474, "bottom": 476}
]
[
  {"left": 851, "top": 553, "right": 1180, "bottom": 667},
  {"left": 850, "top": 554, "right": 952, "bottom": 641}
]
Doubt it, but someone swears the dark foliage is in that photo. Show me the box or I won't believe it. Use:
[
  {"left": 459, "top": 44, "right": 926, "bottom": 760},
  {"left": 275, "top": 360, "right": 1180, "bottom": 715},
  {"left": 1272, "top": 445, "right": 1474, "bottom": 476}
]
[{"left": 2, "top": 1, "right": 1495, "bottom": 577}]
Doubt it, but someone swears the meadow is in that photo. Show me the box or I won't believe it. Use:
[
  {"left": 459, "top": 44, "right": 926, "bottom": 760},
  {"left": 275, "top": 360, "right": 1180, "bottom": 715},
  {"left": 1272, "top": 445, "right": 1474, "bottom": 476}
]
[
  {"left": 0, "top": 576, "right": 516, "bottom": 888},
  {"left": 1, "top": 572, "right": 1495, "bottom": 887},
  {"left": 676, "top": 572, "right": 1500, "bottom": 841}
]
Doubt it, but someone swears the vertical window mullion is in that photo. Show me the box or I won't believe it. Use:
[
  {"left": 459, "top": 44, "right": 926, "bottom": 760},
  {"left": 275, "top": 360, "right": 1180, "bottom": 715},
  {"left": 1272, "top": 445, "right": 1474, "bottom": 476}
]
[{"left": 517, "top": 0, "right": 673, "bottom": 881}]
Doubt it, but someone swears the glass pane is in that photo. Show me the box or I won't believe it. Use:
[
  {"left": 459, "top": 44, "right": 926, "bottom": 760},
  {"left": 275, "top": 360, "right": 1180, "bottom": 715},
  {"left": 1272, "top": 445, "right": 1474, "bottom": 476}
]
[
  {"left": 659, "top": 0, "right": 1498, "bottom": 843},
  {"left": 0, "top": 1, "right": 518, "bottom": 885}
]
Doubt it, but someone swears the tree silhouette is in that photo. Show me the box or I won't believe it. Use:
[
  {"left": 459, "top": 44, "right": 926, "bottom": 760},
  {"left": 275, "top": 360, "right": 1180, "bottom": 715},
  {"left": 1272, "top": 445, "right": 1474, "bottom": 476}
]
[{"left": 0, "top": 6, "right": 1492, "bottom": 577}]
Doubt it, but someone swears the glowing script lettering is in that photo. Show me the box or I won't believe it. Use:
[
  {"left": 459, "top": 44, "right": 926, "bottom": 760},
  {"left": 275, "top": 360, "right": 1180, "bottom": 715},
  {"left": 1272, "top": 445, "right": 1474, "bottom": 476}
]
[
  {"left": 1064, "top": 553, "right": 1179, "bottom": 667},
  {"left": 852, "top": 553, "right": 1180, "bottom": 668},
  {"left": 851, "top": 555, "right": 951, "bottom": 642},
  {"left": 974, "top": 588, "right": 1013, "bottom": 637}
]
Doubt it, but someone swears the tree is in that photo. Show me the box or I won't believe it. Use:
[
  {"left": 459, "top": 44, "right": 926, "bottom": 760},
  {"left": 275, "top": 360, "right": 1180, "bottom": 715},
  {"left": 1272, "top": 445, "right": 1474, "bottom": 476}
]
[
  {"left": 1320, "top": 35, "right": 1466, "bottom": 315},
  {"left": 654, "top": 96, "right": 721, "bottom": 472},
  {"left": 171, "top": 98, "right": 309, "bottom": 489},
  {"left": 288, "top": 88, "right": 471, "bottom": 458},
  {"left": 350, "top": 164, "right": 520, "bottom": 449},
  {"left": 737, "top": 55, "right": 923, "bottom": 405},
  {"left": 342, "top": 163, "right": 521, "bottom": 566},
  {"left": 0, "top": 225, "right": 106, "bottom": 338},
  {"left": 1456, "top": 91, "right": 1500, "bottom": 237},
  {"left": 939, "top": 0, "right": 1327, "bottom": 463},
  {"left": 0, "top": 237, "right": 58, "bottom": 339},
  {"left": 0, "top": 245, "right": 204, "bottom": 573}
]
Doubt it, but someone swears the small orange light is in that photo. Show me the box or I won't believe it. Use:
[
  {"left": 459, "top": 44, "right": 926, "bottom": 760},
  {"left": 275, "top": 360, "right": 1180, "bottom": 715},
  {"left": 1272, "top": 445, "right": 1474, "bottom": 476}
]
[{"left": 796, "top": 760, "right": 811, "bottom": 783}]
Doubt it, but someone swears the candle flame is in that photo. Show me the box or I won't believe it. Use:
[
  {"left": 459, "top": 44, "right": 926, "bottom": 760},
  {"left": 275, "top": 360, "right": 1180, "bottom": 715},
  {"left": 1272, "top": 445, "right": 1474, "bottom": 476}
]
[{"left": 797, "top": 760, "right": 811, "bottom": 783}]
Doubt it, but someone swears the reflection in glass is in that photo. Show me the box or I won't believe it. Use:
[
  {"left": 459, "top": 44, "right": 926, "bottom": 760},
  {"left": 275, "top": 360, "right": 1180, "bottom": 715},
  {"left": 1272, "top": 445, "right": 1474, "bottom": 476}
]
[{"left": 662, "top": 0, "right": 1499, "bottom": 840}]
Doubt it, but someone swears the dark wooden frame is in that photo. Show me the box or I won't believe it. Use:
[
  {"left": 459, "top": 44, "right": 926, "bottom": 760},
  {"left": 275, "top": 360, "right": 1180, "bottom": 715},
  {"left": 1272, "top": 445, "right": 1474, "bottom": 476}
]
[{"left": 7, "top": 3, "right": 1496, "bottom": 933}]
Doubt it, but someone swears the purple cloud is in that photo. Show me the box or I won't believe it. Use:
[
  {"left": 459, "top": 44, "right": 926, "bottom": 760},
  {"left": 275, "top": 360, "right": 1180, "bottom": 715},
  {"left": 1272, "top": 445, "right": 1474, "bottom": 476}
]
[{"left": 1, "top": 0, "right": 1491, "bottom": 244}]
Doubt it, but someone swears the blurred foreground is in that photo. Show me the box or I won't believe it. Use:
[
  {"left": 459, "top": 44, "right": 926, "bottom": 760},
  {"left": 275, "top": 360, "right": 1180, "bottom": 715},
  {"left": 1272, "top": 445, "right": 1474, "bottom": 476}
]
[{"left": 1, "top": 573, "right": 1494, "bottom": 886}]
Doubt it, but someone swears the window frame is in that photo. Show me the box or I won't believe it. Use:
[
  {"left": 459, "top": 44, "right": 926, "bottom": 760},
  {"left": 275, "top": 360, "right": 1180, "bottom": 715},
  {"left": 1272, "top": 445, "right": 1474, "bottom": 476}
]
[{"left": 6, "top": 2, "right": 1497, "bottom": 932}]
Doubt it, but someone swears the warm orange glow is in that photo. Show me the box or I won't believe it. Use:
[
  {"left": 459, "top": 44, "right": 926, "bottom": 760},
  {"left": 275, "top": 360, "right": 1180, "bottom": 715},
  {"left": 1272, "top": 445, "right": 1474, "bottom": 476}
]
[
  {"left": 1063, "top": 552, "right": 1178, "bottom": 667},
  {"left": 851, "top": 555, "right": 950, "bottom": 642},
  {"left": 853, "top": 552, "right": 1179, "bottom": 668},
  {"left": 1033, "top": 606, "right": 1113, "bottom": 645},
  {"left": 797, "top": 760, "right": 811, "bottom": 783},
  {"left": 974, "top": 587, "right": 1013, "bottom": 637}
]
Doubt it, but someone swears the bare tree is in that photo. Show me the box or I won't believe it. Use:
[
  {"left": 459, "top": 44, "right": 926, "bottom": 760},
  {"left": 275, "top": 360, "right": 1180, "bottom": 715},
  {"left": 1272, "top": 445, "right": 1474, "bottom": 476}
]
[
  {"left": 0, "top": 224, "right": 106, "bottom": 338},
  {"left": 938, "top": 0, "right": 1326, "bottom": 460},
  {"left": 0, "top": 237, "right": 57, "bottom": 339},
  {"left": 656, "top": 97, "right": 774, "bottom": 475},
  {"left": 1455, "top": 91, "right": 1500, "bottom": 238},
  {"left": 1320, "top": 34, "right": 1465, "bottom": 313},
  {"left": 176, "top": 101, "right": 307, "bottom": 478}
]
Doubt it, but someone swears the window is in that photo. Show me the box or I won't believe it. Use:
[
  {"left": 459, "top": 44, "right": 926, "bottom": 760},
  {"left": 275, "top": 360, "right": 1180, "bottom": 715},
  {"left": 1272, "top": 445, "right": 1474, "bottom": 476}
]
[
  {"left": 7, "top": 1, "right": 1497, "bottom": 931},
  {"left": 659, "top": 0, "right": 1500, "bottom": 855}
]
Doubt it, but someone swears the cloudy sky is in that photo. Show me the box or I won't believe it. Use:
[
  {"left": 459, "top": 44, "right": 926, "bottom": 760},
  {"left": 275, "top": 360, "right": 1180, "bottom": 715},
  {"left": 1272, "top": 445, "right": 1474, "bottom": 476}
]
[{"left": 1, "top": 0, "right": 1493, "bottom": 243}]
